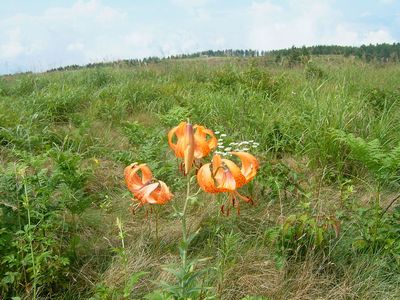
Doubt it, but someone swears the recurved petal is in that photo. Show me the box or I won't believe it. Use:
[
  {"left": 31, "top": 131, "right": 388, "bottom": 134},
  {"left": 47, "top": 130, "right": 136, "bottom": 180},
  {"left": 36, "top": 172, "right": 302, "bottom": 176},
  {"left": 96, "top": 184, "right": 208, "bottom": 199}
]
[
  {"left": 215, "top": 169, "right": 236, "bottom": 192},
  {"left": 138, "top": 164, "right": 153, "bottom": 184},
  {"left": 197, "top": 163, "right": 220, "bottom": 193},
  {"left": 212, "top": 154, "right": 223, "bottom": 174},
  {"left": 221, "top": 158, "right": 246, "bottom": 189},
  {"left": 231, "top": 152, "right": 259, "bottom": 183},
  {"left": 212, "top": 154, "right": 226, "bottom": 187},
  {"left": 193, "top": 125, "right": 206, "bottom": 138},
  {"left": 124, "top": 163, "right": 144, "bottom": 193},
  {"left": 167, "top": 125, "right": 179, "bottom": 152},
  {"left": 152, "top": 180, "right": 173, "bottom": 204},
  {"left": 193, "top": 125, "right": 208, "bottom": 158},
  {"left": 193, "top": 126, "right": 218, "bottom": 158},
  {"left": 134, "top": 182, "right": 160, "bottom": 204},
  {"left": 194, "top": 136, "right": 211, "bottom": 159},
  {"left": 168, "top": 122, "right": 187, "bottom": 157},
  {"left": 202, "top": 128, "right": 218, "bottom": 151}
]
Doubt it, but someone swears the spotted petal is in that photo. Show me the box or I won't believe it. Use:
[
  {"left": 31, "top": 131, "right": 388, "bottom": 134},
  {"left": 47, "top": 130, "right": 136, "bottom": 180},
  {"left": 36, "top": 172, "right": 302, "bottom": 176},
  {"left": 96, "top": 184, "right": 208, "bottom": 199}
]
[
  {"left": 197, "top": 163, "right": 220, "bottom": 193},
  {"left": 231, "top": 152, "right": 259, "bottom": 183}
]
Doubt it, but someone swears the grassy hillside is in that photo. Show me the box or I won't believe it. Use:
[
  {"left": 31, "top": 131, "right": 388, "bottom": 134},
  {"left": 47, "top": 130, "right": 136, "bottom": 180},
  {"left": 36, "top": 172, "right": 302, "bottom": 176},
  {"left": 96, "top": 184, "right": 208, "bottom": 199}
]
[{"left": 0, "top": 56, "right": 399, "bottom": 299}]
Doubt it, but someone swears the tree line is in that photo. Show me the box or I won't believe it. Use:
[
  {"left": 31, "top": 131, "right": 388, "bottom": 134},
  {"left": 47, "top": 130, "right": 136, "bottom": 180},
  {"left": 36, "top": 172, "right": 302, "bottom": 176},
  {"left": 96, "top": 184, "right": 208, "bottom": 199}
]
[{"left": 45, "top": 43, "right": 400, "bottom": 73}]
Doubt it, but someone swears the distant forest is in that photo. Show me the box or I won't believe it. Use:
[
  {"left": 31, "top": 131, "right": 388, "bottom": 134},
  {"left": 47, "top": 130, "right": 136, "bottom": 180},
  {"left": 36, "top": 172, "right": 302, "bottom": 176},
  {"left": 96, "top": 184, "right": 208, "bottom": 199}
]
[{"left": 48, "top": 43, "right": 400, "bottom": 72}]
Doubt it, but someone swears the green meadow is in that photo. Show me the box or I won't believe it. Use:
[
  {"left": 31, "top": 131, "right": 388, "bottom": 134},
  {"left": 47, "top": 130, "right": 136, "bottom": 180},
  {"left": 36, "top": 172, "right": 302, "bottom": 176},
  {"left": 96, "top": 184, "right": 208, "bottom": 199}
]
[{"left": 1, "top": 55, "right": 399, "bottom": 299}]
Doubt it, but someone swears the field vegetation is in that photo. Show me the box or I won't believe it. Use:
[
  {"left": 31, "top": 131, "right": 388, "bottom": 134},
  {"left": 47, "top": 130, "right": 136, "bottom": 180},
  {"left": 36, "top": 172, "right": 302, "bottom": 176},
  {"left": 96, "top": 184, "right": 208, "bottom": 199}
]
[{"left": 0, "top": 53, "right": 399, "bottom": 299}]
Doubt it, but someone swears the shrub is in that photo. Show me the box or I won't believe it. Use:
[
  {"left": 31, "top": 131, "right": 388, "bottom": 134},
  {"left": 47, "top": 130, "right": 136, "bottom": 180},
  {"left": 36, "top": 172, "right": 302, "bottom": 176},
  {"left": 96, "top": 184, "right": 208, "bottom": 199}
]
[
  {"left": 364, "top": 87, "right": 399, "bottom": 111},
  {"left": 305, "top": 61, "right": 325, "bottom": 80},
  {"left": 266, "top": 202, "right": 340, "bottom": 265},
  {"left": 0, "top": 150, "right": 90, "bottom": 297}
]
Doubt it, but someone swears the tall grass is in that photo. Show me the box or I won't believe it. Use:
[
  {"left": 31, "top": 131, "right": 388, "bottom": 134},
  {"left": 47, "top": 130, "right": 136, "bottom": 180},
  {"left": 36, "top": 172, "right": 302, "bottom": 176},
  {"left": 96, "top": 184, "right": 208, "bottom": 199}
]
[{"left": 1, "top": 56, "right": 399, "bottom": 299}]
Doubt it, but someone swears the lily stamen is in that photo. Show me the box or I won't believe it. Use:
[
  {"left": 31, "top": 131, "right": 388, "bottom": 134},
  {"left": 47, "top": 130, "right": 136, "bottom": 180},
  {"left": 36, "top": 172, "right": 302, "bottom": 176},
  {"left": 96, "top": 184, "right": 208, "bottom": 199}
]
[{"left": 197, "top": 151, "right": 259, "bottom": 215}]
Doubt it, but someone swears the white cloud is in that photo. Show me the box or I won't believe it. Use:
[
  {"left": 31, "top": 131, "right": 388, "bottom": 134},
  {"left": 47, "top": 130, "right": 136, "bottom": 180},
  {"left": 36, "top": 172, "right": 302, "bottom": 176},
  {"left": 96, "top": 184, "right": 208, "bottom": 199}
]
[
  {"left": 171, "top": 0, "right": 210, "bottom": 21},
  {"left": 159, "top": 31, "right": 200, "bottom": 56},
  {"left": 0, "top": 0, "right": 133, "bottom": 73},
  {"left": 44, "top": 0, "right": 126, "bottom": 23},
  {"left": 326, "top": 25, "right": 361, "bottom": 45},
  {"left": 248, "top": 0, "right": 337, "bottom": 49},
  {"left": 247, "top": 0, "right": 396, "bottom": 50},
  {"left": 0, "top": 28, "right": 24, "bottom": 59},
  {"left": 0, "top": 0, "right": 209, "bottom": 74},
  {"left": 362, "top": 29, "right": 396, "bottom": 44},
  {"left": 0, "top": 0, "right": 398, "bottom": 74}
]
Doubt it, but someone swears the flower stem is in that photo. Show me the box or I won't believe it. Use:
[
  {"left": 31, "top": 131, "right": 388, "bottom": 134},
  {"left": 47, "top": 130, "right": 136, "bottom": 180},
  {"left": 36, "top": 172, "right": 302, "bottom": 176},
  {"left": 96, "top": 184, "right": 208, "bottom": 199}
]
[
  {"left": 181, "top": 173, "right": 191, "bottom": 267},
  {"left": 155, "top": 206, "right": 159, "bottom": 247},
  {"left": 24, "top": 179, "right": 37, "bottom": 300}
]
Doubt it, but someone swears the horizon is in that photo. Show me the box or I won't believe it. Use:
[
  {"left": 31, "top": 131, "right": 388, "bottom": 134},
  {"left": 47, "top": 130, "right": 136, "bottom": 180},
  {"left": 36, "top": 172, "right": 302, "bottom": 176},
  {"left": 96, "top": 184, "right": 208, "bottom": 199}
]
[
  {"left": 1, "top": 0, "right": 399, "bottom": 75},
  {"left": 1, "top": 43, "right": 398, "bottom": 76}
]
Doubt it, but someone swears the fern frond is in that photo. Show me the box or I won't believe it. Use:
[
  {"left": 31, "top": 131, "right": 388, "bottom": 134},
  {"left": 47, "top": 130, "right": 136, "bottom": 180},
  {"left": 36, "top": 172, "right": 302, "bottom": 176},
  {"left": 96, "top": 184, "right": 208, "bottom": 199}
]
[{"left": 332, "top": 129, "right": 399, "bottom": 184}]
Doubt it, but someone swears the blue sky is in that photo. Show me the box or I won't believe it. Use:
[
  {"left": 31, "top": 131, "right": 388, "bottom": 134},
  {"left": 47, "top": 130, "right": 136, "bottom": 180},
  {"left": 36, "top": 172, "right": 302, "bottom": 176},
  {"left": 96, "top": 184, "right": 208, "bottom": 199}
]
[{"left": 1, "top": 0, "right": 399, "bottom": 74}]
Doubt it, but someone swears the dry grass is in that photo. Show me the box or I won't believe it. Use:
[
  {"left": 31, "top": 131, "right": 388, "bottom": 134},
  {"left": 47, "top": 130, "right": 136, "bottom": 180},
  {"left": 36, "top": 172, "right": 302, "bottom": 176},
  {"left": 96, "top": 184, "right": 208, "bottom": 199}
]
[{"left": 223, "top": 252, "right": 284, "bottom": 299}]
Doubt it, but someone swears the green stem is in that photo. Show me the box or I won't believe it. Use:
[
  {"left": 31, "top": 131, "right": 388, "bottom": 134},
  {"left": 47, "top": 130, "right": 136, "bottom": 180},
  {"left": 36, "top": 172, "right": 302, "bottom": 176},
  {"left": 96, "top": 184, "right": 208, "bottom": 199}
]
[
  {"left": 155, "top": 206, "right": 160, "bottom": 248},
  {"left": 24, "top": 180, "right": 37, "bottom": 300},
  {"left": 382, "top": 193, "right": 400, "bottom": 217},
  {"left": 181, "top": 174, "right": 191, "bottom": 268},
  {"left": 116, "top": 218, "right": 128, "bottom": 290}
]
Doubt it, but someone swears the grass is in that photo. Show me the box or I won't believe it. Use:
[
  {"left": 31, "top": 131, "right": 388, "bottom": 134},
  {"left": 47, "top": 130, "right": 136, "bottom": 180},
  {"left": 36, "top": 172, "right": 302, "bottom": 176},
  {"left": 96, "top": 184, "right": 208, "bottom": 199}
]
[{"left": 0, "top": 55, "right": 399, "bottom": 299}]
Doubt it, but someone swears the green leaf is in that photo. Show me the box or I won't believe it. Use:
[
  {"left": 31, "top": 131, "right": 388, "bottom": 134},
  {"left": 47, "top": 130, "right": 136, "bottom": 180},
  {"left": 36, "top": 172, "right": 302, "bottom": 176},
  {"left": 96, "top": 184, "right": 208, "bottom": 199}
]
[{"left": 123, "top": 271, "right": 148, "bottom": 297}]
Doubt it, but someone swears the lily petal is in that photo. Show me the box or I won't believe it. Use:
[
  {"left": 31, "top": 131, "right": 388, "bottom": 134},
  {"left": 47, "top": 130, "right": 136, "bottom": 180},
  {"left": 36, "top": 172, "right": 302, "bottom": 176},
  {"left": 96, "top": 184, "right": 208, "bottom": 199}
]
[
  {"left": 139, "top": 164, "right": 153, "bottom": 185},
  {"left": 212, "top": 154, "right": 226, "bottom": 187},
  {"left": 184, "top": 122, "right": 195, "bottom": 174},
  {"left": 197, "top": 163, "right": 219, "bottom": 193},
  {"left": 168, "top": 122, "right": 186, "bottom": 158},
  {"left": 231, "top": 152, "right": 259, "bottom": 183},
  {"left": 124, "top": 163, "right": 146, "bottom": 193},
  {"left": 221, "top": 158, "right": 247, "bottom": 189},
  {"left": 134, "top": 182, "right": 159, "bottom": 204},
  {"left": 215, "top": 169, "right": 236, "bottom": 191},
  {"left": 125, "top": 163, "right": 173, "bottom": 207},
  {"left": 202, "top": 128, "right": 218, "bottom": 151},
  {"left": 193, "top": 125, "right": 217, "bottom": 158},
  {"left": 152, "top": 180, "right": 173, "bottom": 204}
]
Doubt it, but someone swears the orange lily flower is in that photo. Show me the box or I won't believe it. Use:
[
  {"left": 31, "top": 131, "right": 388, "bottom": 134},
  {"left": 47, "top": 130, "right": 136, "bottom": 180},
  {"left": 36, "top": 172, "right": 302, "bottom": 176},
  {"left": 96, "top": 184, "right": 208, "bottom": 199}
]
[
  {"left": 168, "top": 121, "right": 217, "bottom": 174},
  {"left": 124, "top": 163, "right": 173, "bottom": 211},
  {"left": 197, "top": 152, "right": 259, "bottom": 215}
]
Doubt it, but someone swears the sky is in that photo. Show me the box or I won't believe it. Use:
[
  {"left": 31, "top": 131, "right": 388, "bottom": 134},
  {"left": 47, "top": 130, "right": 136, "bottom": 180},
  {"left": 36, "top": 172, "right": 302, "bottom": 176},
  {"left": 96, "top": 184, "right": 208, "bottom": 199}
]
[{"left": 0, "top": 0, "right": 399, "bottom": 74}]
